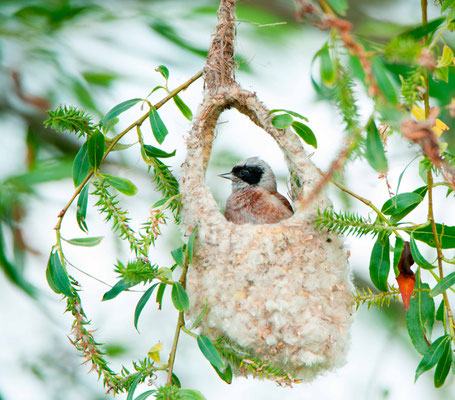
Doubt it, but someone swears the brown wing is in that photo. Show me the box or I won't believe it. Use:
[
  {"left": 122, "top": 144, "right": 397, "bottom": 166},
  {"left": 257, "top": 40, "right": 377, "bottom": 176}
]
[{"left": 272, "top": 192, "right": 294, "bottom": 214}]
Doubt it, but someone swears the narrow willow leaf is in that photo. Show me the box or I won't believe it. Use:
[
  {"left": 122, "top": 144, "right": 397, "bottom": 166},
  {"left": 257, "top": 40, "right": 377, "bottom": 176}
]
[
  {"left": 102, "top": 279, "right": 132, "bottom": 301},
  {"left": 171, "top": 246, "right": 185, "bottom": 267},
  {"left": 415, "top": 335, "right": 451, "bottom": 382},
  {"left": 156, "top": 65, "right": 169, "bottom": 80},
  {"left": 390, "top": 186, "right": 427, "bottom": 223},
  {"left": 104, "top": 137, "right": 136, "bottom": 151},
  {"left": 190, "top": 299, "right": 207, "bottom": 330},
  {"left": 434, "top": 340, "right": 452, "bottom": 388},
  {"left": 134, "top": 283, "right": 159, "bottom": 331},
  {"left": 63, "top": 236, "right": 103, "bottom": 247},
  {"left": 406, "top": 281, "right": 435, "bottom": 355},
  {"left": 381, "top": 193, "right": 423, "bottom": 216},
  {"left": 100, "top": 98, "right": 142, "bottom": 128},
  {"left": 126, "top": 371, "right": 143, "bottom": 400},
  {"left": 292, "top": 121, "right": 317, "bottom": 148},
  {"left": 197, "top": 334, "right": 225, "bottom": 370},
  {"left": 392, "top": 237, "right": 405, "bottom": 276},
  {"left": 430, "top": 272, "right": 455, "bottom": 297},
  {"left": 46, "top": 252, "right": 75, "bottom": 297},
  {"left": 410, "top": 224, "right": 455, "bottom": 249},
  {"left": 269, "top": 109, "right": 308, "bottom": 121},
  {"left": 436, "top": 300, "right": 445, "bottom": 321},
  {"left": 436, "top": 45, "right": 454, "bottom": 68},
  {"left": 410, "top": 235, "right": 434, "bottom": 269},
  {"left": 153, "top": 198, "right": 169, "bottom": 208},
  {"left": 400, "top": 17, "right": 445, "bottom": 40},
  {"left": 173, "top": 95, "right": 193, "bottom": 120},
  {"left": 76, "top": 184, "right": 89, "bottom": 232},
  {"left": 271, "top": 114, "right": 293, "bottom": 129},
  {"left": 369, "top": 236, "right": 390, "bottom": 292},
  {"left": 178, "top": 389, "right": 207, "bottom": 400},
  {"left": 134, "top": 390, "right": 156, "bottom": 400},
  {"left": 319, "top": 42, "right": 337, "bottom": 87},
  {"left": 365, "top": 119, "right": 388, "bottom": 173},
  {"left": 171, "top": 373, "right": 181, "bottom": 388},
  {"left": 87, "top": 130, "right": 105, "bottom": 170},
  {"left": 156, "top": 282, "right": 166, "bottom": 309},
  {"left": 327, "top": 0, "right": 348, "bottom": 16},
  {"left": 103, "top": 174, "right": 138, "bottom": 196},
  {"left": 149, "top": 108, "right": 168, "bottom": 144},
  {"left": 143, "top": 145, "right": 176, "bottom": 158},
  {"left": 72, "top": 142, "right": 90, "bottom": 187},
  {"left": 213, "top": 362, "right": 233, "bottom": 384},
  {"left": 171, "top": 282, "right": 189, "bottom": 312},
  {"left": 434, "top": 67, "right": 449, "bottom": 82},
  {"left": 187, "top": 226, "right": 198, "bottom": 265},
  {"left": 371, "top": 57, "right": 398, "bottom": 104}
]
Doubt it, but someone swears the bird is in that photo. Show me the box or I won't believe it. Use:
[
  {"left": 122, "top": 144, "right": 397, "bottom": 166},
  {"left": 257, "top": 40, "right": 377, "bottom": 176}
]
[{"left": 219, "top": 157, "right": 294, "bottom": 224}]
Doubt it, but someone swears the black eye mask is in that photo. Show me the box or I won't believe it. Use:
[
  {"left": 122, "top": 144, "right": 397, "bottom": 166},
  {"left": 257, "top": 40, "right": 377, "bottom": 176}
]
[{"left": 231, "top": 165, "right": 264, "bottom": 185}]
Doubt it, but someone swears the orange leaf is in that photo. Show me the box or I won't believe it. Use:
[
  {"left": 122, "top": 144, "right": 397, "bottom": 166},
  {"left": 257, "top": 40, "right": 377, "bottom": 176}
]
[{"left": 396, "top": 241, "right": 416, "bottom": 310}]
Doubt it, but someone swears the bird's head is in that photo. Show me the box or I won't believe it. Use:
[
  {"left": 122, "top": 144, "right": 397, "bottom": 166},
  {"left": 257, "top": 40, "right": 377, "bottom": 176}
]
[{"left": 219, "top": 157, "right": 277, "bottom": 192}]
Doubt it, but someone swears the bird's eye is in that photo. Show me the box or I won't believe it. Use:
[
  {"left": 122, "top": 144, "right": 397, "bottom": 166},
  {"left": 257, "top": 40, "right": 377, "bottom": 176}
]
[{"left": 239, "top": 169, "right": 248, "bottom": 177}]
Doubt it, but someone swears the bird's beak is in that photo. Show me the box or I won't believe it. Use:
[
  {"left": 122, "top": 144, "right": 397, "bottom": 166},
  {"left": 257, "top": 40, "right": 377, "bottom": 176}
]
[{"left": 218, "top": 172, "right": 233, "bottom": 180}]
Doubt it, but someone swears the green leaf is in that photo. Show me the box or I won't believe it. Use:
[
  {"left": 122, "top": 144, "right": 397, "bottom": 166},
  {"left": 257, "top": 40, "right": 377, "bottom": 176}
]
[
  {"left": 87, "top": 130, "right": 105, "bottom": 170},
  {"left": 319, "top": 42, "right": 337, "bottom": 87},
  {"left": 76, "top": 184, "right": 89, "bottom": 232},
  {"left": 410, "top": 235, "right": 434, "bottom": 269},
  {"left": 292, "top": 121, "right": 317, "bottom": 148},
  {"left": 410, "top": 224, "right": 455, "bottom": 249},
  {"left": 102, "top": 279, "right": 132, "bottom": 301},
  {"left": 134, "top": 390, "right": 156, "bottom": 400},
  {"left": 327, "top": 0, "right": 348, "bottom": 16},
  {"left": 46, "top": 251, "right": 75, "bottom": 297},
  {"left": 434, "top": 67, "right": 449, "bottom": 82},
  {"left": 171, "top": 246, "right": 185, "bottom": 267},
  {"left": 156, "top": 282, "right": 166, "bottom": 309},
  {"left": 371, "top": 57, "right": 398, "bottom": 104},
  {"left": 126, "top": 371, "right": 143, "bottom": 400},
  {"left": 369, "top": 236, "right": 390, "bottom": 292},
  {"left": 156, "top": 65, "right": 169, "bottom": 80},
  {"left": 400, "top": 17, "right": 446, "bottom": 40},
  {"left": 187, "top": 226, "right": 198, "bottom": 265},
  {"left": 149, "top": 108, "right": 168, "bottom": 144},
  {"left": 153, "top": 198, "right": 169, "bottom": 208},
  {"left": 271, "top": 114, "right": 293, "bottom": 129},
  {"left": 197, "top": 334, "right": 225, "bottom": 370},
  {"left": 100, "top": 98, "right": 142, "bottom": 128},
  {"left": 382, "top": 192, "right": 423, "bottom": 218},
  {"left": 415, "top": 335, "right": 451, "bottom": 382},
  {"left": 436, "top": 300, "right": 445, "bottom": 321},
  {"left": 430, "top": 271, "right": 455, "bottom": 297},
  {"left": 434, "top": 340, "right": 452, "bottom": 388},
  {"left": 365, "top": 119, "right": 388, "bottom": 173},
  {"left": 269, "top": 109, "right": 308, "bottom": 121},
  {"left": 190, "top": 299, "right": 207, "bottom": 330},
  {"left": 390, "top": 186, "right": 427, "bottom": 223},
  {"left": 173, "top": 95, "right": 193, "bottom": 120},
  {"left": 171, "top": 282, "right": 189, "bottom": 312},
  {"left": 72, "top": 142, "right": 90, "bottom": 187},
  {"left": 436, "top": 45, "right": 454, "bottom": 68},
  {"left": 63, "top": 236, "right": 103, "bottom": 247},
  {"left": 406, "top": 281, "right": 435, "bottom": 355},
  {"left": 103, "top": 174, "right": 138, "bottom": 196},
  {"left": 392, "top": 237, "right": 405, "bottom": 276},
  {"left": 171, "top": 373, "right": 181, "bottom": 388},
  {"left": 213, "top": 362, "right": 233, "bottom": 384},
  {"left": 178, "top": 389, "right": 207, "bottom": 400},
  {"left": 143, "top": 145, "right": 176, "bottom": 159},
  {"left": 134, "top": 283, "right": 159, "bottom": 331}
]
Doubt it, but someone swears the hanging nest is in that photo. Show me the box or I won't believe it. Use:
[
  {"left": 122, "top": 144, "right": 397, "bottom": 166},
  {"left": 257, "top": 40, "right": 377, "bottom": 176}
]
[{"left": 179, "top": 0, "right": 353, "bottom": 382}]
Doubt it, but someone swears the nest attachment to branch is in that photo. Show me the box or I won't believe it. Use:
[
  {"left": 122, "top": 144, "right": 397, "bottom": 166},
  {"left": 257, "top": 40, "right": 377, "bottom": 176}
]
[{"left": 179, "top": 0, "right": 353, "bottom": 382}]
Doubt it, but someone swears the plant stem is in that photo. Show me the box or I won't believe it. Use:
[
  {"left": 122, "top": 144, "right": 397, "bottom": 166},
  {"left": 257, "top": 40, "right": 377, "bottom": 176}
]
[
  {"left": 54, "top": 70, "right": 202, "bottom": 232},
  {"left": 166, "top": 256, "right": 190, "bottom": 385}
]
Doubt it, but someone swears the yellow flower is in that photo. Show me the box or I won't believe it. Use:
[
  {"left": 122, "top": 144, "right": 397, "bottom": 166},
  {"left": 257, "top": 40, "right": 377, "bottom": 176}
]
[{"left": 411, "top": 105, "right": 449, "bottom": 137}]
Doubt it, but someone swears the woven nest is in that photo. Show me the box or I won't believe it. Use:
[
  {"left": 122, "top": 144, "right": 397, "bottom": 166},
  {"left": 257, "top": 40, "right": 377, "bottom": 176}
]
[
  {"left": 179, "top": 0, "right": 353, "bottom": 382},
  {"left": 180, "top": 85, "right": 353, "bottom": 381}
]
